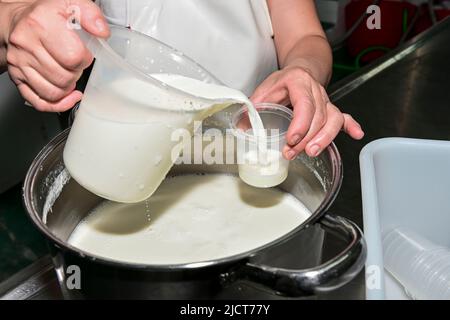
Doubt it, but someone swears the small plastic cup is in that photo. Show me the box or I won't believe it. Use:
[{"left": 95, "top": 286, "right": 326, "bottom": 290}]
[
  {"left": 383, "top": 227, "right": 450, "bottom": 299},
  {"left": 231, "top": 103, "right": 292, "bottom": 188}
]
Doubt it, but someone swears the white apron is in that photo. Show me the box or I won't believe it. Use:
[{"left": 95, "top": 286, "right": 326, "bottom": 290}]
[{"left": 96, "top": 0, "right": 278, "bottom": 96}]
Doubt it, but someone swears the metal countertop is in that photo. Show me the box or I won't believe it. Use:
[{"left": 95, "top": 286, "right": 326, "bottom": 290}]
[
  {"left": 1, "top": 18, "right": 450, "bottom": 300},
  {"left": 323, "top": 17, "right": 450, "bottom": 299}
]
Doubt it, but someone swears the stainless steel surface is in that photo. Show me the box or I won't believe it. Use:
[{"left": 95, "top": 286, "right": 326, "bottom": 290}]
[
  {"left": 0, "top": 256, "right": 60, "bottom": 300},
  {"left": 228, "top": 214, "right": 365, "bottom": 295},
  {"left": 324, "top": 17, "right": 450, "bottom": 299},
  {"left": 328, "top": 18, "right": 450, "bottom": 102},
  {"left": 19, "top": 125, "right": 364, "bottom": 299},
  {"left": 3, "top": 17, "right": 450, "bottom": 299}
]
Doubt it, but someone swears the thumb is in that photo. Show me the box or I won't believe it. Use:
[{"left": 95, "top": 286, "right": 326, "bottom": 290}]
[
  {"left": 67, "top": 0, "right": 110, "bottom": 38},
  {"left": 250, "top": 77, "right": 278, "bottom": 103},
  {"left": 250, "top": 72, "right": 289, "bottom": 105}
]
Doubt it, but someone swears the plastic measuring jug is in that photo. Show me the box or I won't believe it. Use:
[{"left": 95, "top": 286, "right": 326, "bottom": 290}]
[{"left": 63, "top": 26, "right": 254, "bottom": 203}]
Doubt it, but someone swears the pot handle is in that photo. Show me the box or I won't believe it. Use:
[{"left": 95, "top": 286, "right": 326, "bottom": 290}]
[{"left": 224, "top": 213, "right": 366, "bottom": 297}]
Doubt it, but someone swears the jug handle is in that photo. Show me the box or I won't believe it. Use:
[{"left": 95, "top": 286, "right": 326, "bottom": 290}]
[
  {"left": 75, "top": 27, "right": 103, "bottom": 57},
  {"left": 221, "top": 213, "right": 366, "bottom": 297}
]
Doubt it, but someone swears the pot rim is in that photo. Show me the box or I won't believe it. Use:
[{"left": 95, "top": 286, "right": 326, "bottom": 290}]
[{"left": 23, "top": 128, "right": 342, "bottom": 271}]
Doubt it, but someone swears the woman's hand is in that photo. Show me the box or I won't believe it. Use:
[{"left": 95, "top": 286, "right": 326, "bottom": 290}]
[
  {"left": 261, "top": 0, "right": 364, "bottom": 159},
  {"left": 251, "top": 66, "right": 364, "bottom": 159},
  {"left": 3, "top": 0, "right": 109, "bottom": 112}
]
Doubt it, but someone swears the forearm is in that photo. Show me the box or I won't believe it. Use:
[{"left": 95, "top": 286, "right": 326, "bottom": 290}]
[
  {"left": 267, "top": 0, "right": 332, "bottom": 86},
  {"left": 280, "top": 35, "right": 332, "bottom": 87},
  {"left": 0, "top": 0, "right": 34, "bottom": 73}
]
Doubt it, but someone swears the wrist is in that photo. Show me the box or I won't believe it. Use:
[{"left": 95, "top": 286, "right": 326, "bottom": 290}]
[
  {"left": 281, "top": 37, "right": 332, "bottom": 86},
  {"left": 1, "top": 2, "right": 30, "bottom": 44},
  {"left": 284, "top": 59, "right": 331, "bottom": 87},
  {"left": 0, "top": 1, "right": 31, "bottom": 71},
  {"left": 283, "top": 59, "right": 325, "bottom": 84},
  {"left": 283, "top": 62, "right": 314, "bottom": 78}
]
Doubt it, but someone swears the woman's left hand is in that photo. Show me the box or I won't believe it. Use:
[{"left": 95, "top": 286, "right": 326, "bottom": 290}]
[{"left": 251, "top": 66, "right": 364, "bottom": 160}]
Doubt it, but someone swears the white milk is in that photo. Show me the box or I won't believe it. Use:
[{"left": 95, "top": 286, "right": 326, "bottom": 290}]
[
  {"left": 68, "top": 174, "right": 312, "bottom": 264},
  {"left": 64, "top": 74, "right": 268, "bottom": 203},
  {"left": 239, "top": 149, "right": 289, "bottom": 188}
]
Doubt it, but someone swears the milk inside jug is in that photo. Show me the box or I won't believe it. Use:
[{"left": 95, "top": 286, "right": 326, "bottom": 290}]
[{"left": 64, "top": 26, "right": 267, "bottom": 203}]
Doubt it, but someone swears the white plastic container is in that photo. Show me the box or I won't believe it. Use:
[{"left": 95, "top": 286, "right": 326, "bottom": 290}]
[{"left": 360, "top": 138, "right": 450, "bottom": 299}]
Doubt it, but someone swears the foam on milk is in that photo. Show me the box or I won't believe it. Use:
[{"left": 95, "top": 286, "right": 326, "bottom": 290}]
[
  {"left": 68, "top": 174, "right": 312, "bottom": 264},
  {"left": 64, "top": 74, "right": 269, "bottom": 203}
]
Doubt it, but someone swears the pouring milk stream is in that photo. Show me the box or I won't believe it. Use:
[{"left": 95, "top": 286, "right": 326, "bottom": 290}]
[{"left": 64, "top": 26, "right": 284, "bottom": 203}]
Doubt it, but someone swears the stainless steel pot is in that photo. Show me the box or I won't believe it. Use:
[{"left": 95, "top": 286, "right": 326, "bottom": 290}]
[{"left": 23, "top": 128, "right": 366, "bottom": 299}]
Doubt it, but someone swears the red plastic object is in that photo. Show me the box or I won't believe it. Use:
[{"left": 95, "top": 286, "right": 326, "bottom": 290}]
[
  {"left": 413, "top": 6, "right": 450, "bottom": 36},
  {"left": 345, "top": 0, "right": 417, "bottom": 63}
]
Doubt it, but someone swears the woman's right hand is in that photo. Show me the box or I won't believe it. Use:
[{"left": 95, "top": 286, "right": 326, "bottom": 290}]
[{"left": 4, "top": 0, "right": 109, "bottom": 112}]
